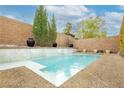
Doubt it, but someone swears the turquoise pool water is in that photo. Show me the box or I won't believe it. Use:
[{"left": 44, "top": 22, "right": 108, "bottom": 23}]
[{"left": 33, "top": 53, "right": 101, "bottom": 86}]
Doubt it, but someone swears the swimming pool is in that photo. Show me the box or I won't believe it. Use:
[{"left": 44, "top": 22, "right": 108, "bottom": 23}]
[
  {"left": 0, "top": 48, "right": 101, "bottom": 87},
  {"left": 33, "top": 53, "right": 101, "bottom": 86}
]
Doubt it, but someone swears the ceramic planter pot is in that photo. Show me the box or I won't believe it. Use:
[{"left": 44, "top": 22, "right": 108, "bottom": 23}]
[
  {"left": 52, "top": 43, "right": 57, "bottom": 47},
  {"left": 27, "top": 38, "right": 35, "bottom": 47},
  {"left": 69, "top": 44, "right": 73, "bottom": 47}
]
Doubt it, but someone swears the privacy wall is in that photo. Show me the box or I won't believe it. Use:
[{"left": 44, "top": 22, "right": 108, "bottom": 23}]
[
  {"left": 73, "top": 36, "right": 119, "bottom": 52},
  {"left": 0, "top": 16, "right": 119, "bottom": 52},
  {"left": 56, "top": 33, "right": 119, "bottom": 52},
  {"left": 0, "top": 16, "right": 32, "bottom": 46}
]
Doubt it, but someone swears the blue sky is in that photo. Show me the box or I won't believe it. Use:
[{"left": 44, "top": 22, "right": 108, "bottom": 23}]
[{"left": 0, "top": 5, "right": 124, "bottom": 36}]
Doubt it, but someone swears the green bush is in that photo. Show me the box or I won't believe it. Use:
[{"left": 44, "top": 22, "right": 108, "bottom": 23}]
[
  {"left": 120, "top": 16, "right": 124, "bottom": 54},
  {"left": 64, "top": 22, "right": 72, "bottom": 35}
]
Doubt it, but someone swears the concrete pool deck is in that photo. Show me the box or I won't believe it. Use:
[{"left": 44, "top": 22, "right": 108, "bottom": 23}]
[{"left": 0, "top": 54, "right": 124, "bottom": 88}]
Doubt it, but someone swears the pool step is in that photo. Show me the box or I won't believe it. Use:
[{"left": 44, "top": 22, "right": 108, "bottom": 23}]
[{"left": 0, "top": 61, "right": 45, "bottom": 70}]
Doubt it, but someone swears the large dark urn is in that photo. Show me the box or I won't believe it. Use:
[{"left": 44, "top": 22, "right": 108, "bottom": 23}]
[
  {"left": 69, "top": 44, "right": 73, "bottom": 47},
  {"left": 52, "top": 43, "right": 57, "bottom": 47},
  {"left": 27, "top": 38, "right": 35, "bottom": 47}
]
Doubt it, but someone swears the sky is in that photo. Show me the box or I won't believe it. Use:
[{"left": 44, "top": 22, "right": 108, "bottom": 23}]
[{"left": 0, "top": 5, "right": 124, "bottom": 36}]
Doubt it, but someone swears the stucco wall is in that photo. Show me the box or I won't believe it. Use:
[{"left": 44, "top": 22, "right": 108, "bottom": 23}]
[
  {"left": 56, "top": 33, "right": 119, "bottom": 52},
  {"left": 0, "top": 16, "right": 120, "bottom": 52},
  {"left": 56, "top": 33, "right": 74, "bottom": 47},
  {"left": 0, "top": 16, "right": 32, "bottom": 46},
  {"left": 0, "top": 16, "right": 70, "bottom": 46},
  {"left": 73, "top": 36, "right": 119, "bottom": 52}
]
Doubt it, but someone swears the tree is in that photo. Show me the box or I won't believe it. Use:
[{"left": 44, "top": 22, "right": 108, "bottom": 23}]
[
  {"left": 47, "top": 14, "right": 57, "bottom": 45},
  {"left": 120, "top": 15, "right": 124, "bottom": 56},
  {"left": 33, "top": 5, "right": 48, "bottom": 46},
  {"left": 51, "top": 14, "right": 57, "bottom": 44},
  {"left": 75, "top": 16, "right": 107, "bottom": 39},
  {"left": 33, "top": 6, "right": 57, "bottom": 46},
  {"left": 64, "top": 22, "right": 72, "bottom": 35}
]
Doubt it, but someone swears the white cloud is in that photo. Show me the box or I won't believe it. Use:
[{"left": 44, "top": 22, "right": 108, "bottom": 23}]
[
  {"left": 45, "top": 5, "right": 92, "bottom": 32},
  {"left": 5, "top": 15, "right": 17, "bottom": 20},
  {"left": 73, "top": 12, "right": 97, "bottom": 24},
  {"left": 102, "top": 12, "right": 123, "bottom": 36},
  {"left": 4, "top": 15, "right": 31, "bottom": 24},
  {"left": 104, "top": 12, "right": 123, "bottom": 21},
  {"left": 45, "top": 5, "right": 89, "bottom": 17}
]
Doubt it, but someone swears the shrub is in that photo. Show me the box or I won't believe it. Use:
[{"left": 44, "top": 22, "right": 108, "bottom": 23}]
[{"left": 120, "top": 15, "right": 124, "bottom": 55}]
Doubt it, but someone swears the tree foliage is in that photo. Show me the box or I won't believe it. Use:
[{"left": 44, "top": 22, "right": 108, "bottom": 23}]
[
  {"left": 64, "top": 22, "right": 72, "bottom": 35},
  {"left": 51, "top": 14, "right": 57, "bottom": 44},
  {"left": 75, "top": 16, "right": 107, "bottom": 39},
  {"left": 120, "top": 16, "right": 124, "bottom": 54},
  {"left": 33, "top": 5, "right": 57, "bottom": 46}
]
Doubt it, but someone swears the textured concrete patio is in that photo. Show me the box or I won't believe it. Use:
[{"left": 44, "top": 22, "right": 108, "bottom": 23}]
[
  {"left": 60, "top": 54, "right": 124, "bottom": 88},
  {"left": 0, "top": 54, "right": 124, "bottom": 88},
  {"left": 0, "top": 66, "right": 55, "bottom": 88}
]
